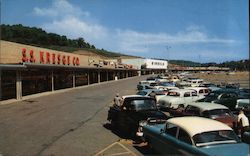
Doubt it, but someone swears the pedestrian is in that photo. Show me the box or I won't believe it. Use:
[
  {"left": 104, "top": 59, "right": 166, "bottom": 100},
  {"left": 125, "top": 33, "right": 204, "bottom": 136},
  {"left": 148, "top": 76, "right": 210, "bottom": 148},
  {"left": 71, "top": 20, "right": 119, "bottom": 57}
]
[
  {"left": 238, "top": 109, "right": 249, "bottom": 137},
  {"left": 113, "top": 93, "right": 123, "bottom": 107}
]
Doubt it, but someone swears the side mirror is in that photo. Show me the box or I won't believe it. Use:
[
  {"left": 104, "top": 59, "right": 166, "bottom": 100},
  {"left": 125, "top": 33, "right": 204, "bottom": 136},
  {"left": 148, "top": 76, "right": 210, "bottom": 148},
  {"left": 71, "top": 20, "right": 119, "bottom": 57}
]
[{"left": 160, "top": 129, "right": 164, "bottom": 134}]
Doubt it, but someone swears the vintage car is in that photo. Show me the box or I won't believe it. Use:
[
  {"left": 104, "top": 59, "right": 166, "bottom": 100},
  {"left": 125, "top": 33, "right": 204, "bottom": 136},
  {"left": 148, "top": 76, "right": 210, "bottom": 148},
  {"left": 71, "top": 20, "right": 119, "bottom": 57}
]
[
  {"left": 142, "top": 116, "right": 249, "bottom": 156},
  {"left": 169, "top": 102, "right": 237, "bottom": 130},
  {"left": 176, "top": 78, "right": 203, "bottom": 88},
  {"left": 136, "top": 89, "right": 166, "bottom": 102},
  {"left": 199, "top": 82, "right": 221, "bottom": 91},
  {"left": 152, "top": 82, "right": 178, "bottom": 90},
  {"left": 198, "top": 89, "right": 250, "bottom": 110},
  {"left": 107, "top": 95, "right": 168, "bottom": 137},
  {"left": 242, "top": 131, "right": 250, "bottom": 144},
  {"left": 236, "top": 99, "right": 250, "bottom": 110},
  {"left": 158, "top": 89, "right": 204, "bottom": 109},
  {"left": 186, "top": 87, "right": 211, "bottom": 97}
]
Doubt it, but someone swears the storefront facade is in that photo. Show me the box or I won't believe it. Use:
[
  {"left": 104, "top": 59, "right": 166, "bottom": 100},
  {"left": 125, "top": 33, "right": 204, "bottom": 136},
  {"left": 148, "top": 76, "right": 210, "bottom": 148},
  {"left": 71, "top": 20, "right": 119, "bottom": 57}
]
[{"left": 0, "top": 41, "right": 138, "bottom": 102}]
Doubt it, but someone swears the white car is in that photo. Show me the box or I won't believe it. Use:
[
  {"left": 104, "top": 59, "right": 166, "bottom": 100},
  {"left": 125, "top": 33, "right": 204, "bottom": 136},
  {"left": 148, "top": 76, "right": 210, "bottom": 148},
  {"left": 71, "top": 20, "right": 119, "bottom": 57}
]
[
  {"left": 186, "top": 87, "right": 210, "bottom": 98},
  {"left": 158, "top": 89, "right": 204, "bottom": 109},
  {"left": 235, "top": 99, "right": 250, "bottom": 110}
]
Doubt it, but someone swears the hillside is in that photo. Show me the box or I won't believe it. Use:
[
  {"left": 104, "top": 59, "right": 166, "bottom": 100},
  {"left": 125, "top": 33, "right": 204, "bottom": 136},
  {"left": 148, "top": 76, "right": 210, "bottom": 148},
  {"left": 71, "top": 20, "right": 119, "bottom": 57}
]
[{"left": 0, "top": 24, "right": 137, "bottom": 58}]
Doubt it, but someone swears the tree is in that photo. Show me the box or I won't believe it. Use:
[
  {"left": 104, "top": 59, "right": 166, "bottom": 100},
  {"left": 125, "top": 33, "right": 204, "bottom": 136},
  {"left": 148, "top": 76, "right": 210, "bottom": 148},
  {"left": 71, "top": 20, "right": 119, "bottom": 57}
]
[{"left": 77, "top": 37, "right": 85, "bottom": 48}]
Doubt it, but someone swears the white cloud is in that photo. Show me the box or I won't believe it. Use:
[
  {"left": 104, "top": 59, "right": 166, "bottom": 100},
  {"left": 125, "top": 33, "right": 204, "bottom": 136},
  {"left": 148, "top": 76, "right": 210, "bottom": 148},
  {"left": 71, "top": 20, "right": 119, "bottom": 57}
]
[
  {"left": 33, "top": 0, "right": 89, "bottom": 18},
  {"left": 43, "top": 17, "right": 107, "bottom": 40},
  {"left": 33, "top": 0, "right": 238, "bottom": 62}
]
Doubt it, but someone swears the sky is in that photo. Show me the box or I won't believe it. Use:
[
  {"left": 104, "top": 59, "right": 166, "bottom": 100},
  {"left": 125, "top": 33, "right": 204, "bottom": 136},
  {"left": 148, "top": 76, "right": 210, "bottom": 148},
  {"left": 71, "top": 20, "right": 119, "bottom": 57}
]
[{"left": 1, "top": 0, "right": 249, "bottom": 63}]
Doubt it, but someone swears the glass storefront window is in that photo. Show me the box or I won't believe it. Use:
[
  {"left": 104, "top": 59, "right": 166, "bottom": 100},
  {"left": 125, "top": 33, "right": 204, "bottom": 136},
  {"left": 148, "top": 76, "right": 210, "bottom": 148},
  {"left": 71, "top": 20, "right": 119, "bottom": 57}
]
[
  {"left": 1, "top": 70, "right": 16, "bottom": 100},
  {"left": 22, "top": 69, "right": 52, "bottom": 96},
  {"left": 100, "top": 71, "right": 107, "bottom": 82},
  {"left": 108, "top": 71, "right": 114, "bottom": 81},
  {"left": 89, "top": 71, "right": 98, "bottom": 84},
  {"left": 75, "top": 71, "right": 88, "bottom": 86},
  {"left": 54, "top": 70, "right": 73, "bottom": 90}
]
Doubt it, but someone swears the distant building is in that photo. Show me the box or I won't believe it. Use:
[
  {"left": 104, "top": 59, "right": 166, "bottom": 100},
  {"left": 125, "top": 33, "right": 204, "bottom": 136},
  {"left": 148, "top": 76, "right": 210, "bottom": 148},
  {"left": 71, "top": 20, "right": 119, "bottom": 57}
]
[{"left": 121, "top": 58, "right": 168, "bottom": 75}]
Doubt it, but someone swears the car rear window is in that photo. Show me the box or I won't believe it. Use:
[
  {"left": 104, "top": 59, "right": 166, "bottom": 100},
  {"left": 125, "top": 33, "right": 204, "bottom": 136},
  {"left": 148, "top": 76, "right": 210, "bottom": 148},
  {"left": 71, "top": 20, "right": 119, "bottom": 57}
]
[
  {"left": 130, "top": 99, "right": 157, "bottom": 111},
  {"left": 167, "top": 92, "right": 180, "bottom": 97},
  {"left": 193, "top": 130, "right": 239, "bottom": 147},
  {"left": 203, "top": 109, "right": 232, "bottom": 118}
]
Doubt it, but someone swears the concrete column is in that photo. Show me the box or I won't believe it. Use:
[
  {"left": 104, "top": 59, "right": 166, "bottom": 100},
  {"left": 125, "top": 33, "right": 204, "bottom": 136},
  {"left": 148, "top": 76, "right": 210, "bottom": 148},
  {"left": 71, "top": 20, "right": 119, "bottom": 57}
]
[
  {"left": 16, "top": 70, "right": 22, "bottom": 100},
  {"left": 73, "top": 71, "right": 75, "bottom": 88},
  {"left": 51, "top": 70, "right": 54, "bottom": 91},
  {"left": 113, "top": 72, "right": 115, "bottom": 80},
  {"left": 98, "top": 70, "right": 100, "bottom": 83},
  {"left": 106, "top": 71, "right": 109, "bottom": 81},
  {"left": 87, "top": 70, "right": 90, "bottom": 85},
  {"left": 126, "top": 71, "right": 128, "bottom": 78}
]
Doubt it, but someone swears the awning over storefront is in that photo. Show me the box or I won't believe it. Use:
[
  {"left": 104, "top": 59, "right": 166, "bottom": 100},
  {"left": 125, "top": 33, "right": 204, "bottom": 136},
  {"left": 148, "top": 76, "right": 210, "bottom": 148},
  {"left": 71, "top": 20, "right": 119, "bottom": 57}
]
[
  {"left": 0, "top": 63, "right": 138, "bottom": 71},
  {"left": 0, "top": 64, "right": 26, "bottom": 70}
]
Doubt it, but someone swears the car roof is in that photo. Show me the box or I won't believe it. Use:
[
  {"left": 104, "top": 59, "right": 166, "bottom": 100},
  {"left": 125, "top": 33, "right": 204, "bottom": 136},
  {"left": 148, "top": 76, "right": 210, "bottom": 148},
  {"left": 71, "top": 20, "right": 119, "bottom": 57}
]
[
  {"left": 186, "top": 102, "right": 229, "bottom": 111},
  {"left": 167, "top": 117, "right": 232, "bottom": 137},
  {"left": 122, "top": 95, "right": 155, "bottom": 100},
  {"left": 122, "top": 95, "right": 143, "bottom": 99},
  {"left": 140, "top": 89, "right": 162, "bottom": 92},
  {"left": 187, "top": 87, "right": 209, "bottom": 90},
  {"left": 168, "top": 89, "right": 195, "bottom": 93}
]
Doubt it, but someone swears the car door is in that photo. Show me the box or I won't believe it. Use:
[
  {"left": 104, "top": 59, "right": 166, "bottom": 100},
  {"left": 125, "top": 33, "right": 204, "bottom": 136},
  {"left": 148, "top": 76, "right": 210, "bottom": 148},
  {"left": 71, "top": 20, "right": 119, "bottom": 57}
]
[
  {"left": 184, "top": 92, "right": 193, "bottom": 103},
  {"left": 176, "top": 128, "right": 196, "bottom": 155},
  {"left": 158, "top": 124, "right": 179, "bottom": 154}
]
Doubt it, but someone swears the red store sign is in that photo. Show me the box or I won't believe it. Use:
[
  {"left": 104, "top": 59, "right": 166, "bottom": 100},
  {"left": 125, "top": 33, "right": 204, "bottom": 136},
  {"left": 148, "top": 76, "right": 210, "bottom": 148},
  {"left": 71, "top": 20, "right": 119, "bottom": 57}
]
[{"left": 21, "top": 48, "right": 80, "bottom": 66}]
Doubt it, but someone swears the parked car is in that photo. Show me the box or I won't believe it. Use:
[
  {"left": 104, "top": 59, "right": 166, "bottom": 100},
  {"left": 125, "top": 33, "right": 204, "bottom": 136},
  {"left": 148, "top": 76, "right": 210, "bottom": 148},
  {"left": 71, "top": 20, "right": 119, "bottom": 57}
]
[
  {"left": 158, "top": 89, "right": 203, "bottom": 109},
  {"left": 199, "top": 82, "right": 221, "bottom": 91},
  {"left": 169, "top": 102, "right": 237, "bottom": 130},
  {"left": 107, "top": 95, "right": 168, "bottom": 137},
  {"left": 136, "top": 89, "right": 166, "bottom": 102},
  {"left": 152, "top": 82, "right": 178, "bottom": 90},
  {"left": 236, "top": 99, "right": 250, "bottom": 110},
  {"left": 142, "top": 116, "right": 249, "bottom": 156},
  {"left": 186, "top": 87, "right": 211, "bottom": 97},
  {"left": 198, "top": 89, "right": 250, "bottom": 110},
  {"left": 242, "top": 131, "right": 250, "bottom": 144}
]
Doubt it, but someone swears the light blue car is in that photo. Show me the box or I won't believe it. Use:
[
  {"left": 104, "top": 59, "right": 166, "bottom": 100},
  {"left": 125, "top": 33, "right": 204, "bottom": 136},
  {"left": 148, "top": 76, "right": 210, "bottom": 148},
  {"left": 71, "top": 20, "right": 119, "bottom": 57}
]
[{"left": 143, "top": 116, "right": 249, "bottom": 156}]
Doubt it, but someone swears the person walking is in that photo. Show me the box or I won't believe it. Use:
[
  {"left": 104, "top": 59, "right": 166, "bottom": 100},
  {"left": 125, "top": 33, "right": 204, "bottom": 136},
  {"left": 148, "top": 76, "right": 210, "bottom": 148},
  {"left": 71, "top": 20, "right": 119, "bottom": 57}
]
[
  {"left": 113, "top": 93, "right": 123, "bottom": 107},
  {"left": 238, "top": 109, "right": 249, "bottom": 137}
]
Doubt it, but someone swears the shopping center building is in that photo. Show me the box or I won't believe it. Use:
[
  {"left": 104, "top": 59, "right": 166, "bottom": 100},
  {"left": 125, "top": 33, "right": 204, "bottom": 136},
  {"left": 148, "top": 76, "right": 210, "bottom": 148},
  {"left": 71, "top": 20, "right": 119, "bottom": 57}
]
[{"left": 0, "top": 41, "right": 139, "bottom": 103}]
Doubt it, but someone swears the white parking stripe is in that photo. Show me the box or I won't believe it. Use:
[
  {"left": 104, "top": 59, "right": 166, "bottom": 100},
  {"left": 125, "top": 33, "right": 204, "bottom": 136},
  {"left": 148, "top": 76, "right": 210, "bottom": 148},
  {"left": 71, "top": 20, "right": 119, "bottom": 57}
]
[{"left": 94, "top": 141, "right": 137, "bottom": 156}]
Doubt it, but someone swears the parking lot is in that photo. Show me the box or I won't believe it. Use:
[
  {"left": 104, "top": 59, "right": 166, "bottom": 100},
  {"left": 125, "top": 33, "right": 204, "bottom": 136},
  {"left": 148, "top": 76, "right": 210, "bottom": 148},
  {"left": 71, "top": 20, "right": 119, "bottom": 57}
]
[
  {"left": 0, "top": 75, "right": 152, "bottom": 156},
  {"left": 0, "top": 72, "right": 249, "bottom": 156}
]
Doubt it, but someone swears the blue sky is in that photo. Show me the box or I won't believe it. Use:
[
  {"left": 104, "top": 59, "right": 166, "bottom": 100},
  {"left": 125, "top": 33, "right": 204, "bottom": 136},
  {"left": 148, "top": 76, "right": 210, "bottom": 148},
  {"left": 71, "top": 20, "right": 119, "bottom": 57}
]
[{"left": 1, "top": 0, "right": 249, "bottom": 63}]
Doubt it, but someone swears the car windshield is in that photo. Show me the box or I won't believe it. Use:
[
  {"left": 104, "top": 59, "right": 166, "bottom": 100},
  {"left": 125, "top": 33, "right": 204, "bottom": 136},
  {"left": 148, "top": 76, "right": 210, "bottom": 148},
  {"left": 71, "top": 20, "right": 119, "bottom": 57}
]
[
  {"left": 159, "top": 82, "right": 173, "bottom": 86},
  {"left": 136, "top": 91, "right": 147, "bottom": 96},
  {"left": 155, "top": 91, "right": 165, "bottom": 95},
  {"left": 206, "top": 92, "right": 220, "bottom": 99},
  {"left": 203, "top": 109, "right": 233, "bottom": 118},
  {"left": 131, "top": 99, "right": 157, "bottom": 111},
  {"left": 167, "top": 92, "right": 180, "bottom": 97},
  {"left": 193, "top": 130, "right": 239, "bottom": 147}
]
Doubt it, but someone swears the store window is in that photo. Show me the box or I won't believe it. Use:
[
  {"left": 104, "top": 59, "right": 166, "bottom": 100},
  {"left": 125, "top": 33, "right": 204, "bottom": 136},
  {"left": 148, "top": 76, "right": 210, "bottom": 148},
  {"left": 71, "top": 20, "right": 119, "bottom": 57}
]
[
  {"left": 89, "top": 70, "right": 98, "bottom": 84},
  {"left": 54, "top": 70, "right": 73, "bottom": 90},
  {"left": 100, "top": 71, "right": 107, "bottom": 82},
  {"left": 75, "top": 71, "right": 88, "bottom": 86},
  {"left": 22, "top": 69, "right": 52, "bottom": 96},
  {"left": 108, "top": 71, "right": 114, "bottom": 81},
  {"left": 1, "top": 70, "right": 16, "bottom": 100}
]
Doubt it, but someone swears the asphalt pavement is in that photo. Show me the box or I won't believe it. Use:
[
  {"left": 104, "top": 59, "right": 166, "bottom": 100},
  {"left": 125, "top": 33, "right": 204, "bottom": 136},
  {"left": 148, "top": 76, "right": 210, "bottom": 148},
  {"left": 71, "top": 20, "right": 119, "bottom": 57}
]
[{"left": 0, "top": 75, "right": 150, "bottom": 156}]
